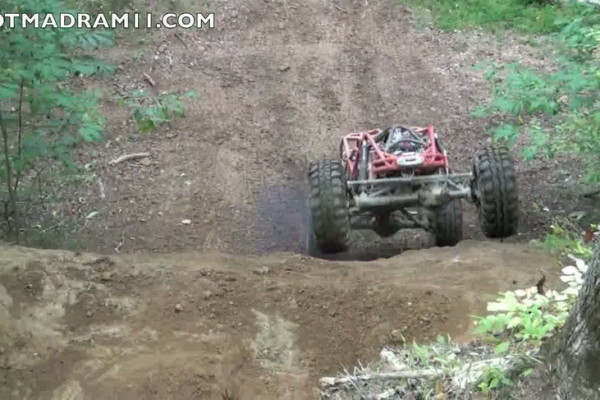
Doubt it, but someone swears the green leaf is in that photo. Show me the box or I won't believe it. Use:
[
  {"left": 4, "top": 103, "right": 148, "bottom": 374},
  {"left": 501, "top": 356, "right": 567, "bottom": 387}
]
[
  {"left": 0, "top": 83, "right": 20, "bottom": 99},
  {"left": 494, "top": 341, "right": 510, "bottom": 354},
  {"left": 138, "top": 118, "right": 156, "bottom": 132},
  {"left": 489, "top": 377, "right": 500, "bottom": 389},
  {"left": 491, "top": 124, "right": 518, "bottom": 146},
  {"left": 522, "top": 146, "right": 538, "bottom": 161},
  {"left": 471, "top": 106, "right": 488, "bottom": 118}
]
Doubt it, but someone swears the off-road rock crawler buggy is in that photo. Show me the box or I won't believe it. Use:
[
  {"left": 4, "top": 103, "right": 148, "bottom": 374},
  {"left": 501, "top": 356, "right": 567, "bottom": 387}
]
[{"left": 307, "top": 125, "right": 519, "bottom": 254}]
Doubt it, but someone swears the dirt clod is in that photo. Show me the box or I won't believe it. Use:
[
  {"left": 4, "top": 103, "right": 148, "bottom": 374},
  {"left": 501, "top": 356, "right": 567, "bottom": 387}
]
[{"left": 100, "top": 271, "right": 113, "bottom": 281}]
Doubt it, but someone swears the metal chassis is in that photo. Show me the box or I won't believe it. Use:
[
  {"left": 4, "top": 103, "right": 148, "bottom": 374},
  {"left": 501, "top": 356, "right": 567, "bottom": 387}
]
[
  {"left": 348, "top": 173, "right": 475, "bottom": 211},
  {"left": 345, "top": 172, "right": 476, "bottom": 234},
  {"left": 339, "top": 126, "right": 479, "bottom": 234}
]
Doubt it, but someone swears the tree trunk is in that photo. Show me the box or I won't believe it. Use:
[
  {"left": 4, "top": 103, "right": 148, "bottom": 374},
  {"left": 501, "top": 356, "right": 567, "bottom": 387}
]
[
  {"left": 0, "top": 107, "right": 20, "bottom": 244},
  {"left": 553, "top": 236, "right": 600, "bottom": 399}
]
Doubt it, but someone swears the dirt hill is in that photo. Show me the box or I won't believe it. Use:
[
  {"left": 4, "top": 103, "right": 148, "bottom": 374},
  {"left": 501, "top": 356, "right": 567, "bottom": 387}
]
[{"left": 30, "top": 0, "right": 588, "bottom": 255}]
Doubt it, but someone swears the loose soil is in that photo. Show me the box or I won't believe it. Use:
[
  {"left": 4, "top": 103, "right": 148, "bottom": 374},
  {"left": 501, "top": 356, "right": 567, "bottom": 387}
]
[
  {"left": 0, "top": 0, "right": 596, "bottom": 398},
  {"left": 0, "top": 241, "right": 559, "bottom": 399}
]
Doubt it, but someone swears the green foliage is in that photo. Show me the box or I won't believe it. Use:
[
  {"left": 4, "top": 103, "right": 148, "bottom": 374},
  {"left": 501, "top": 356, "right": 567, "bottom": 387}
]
[
  {"left": 465, "top": 251, "right": 591, "bottom": 393},
  {"left": 118, "top": 90, "right": 199, "bottom": 133},
  {"left": 471, "top": 4, "right": 600, "bottom": 182},
  {"left": 478, "top": 365, "right": 513, "bottom": 393},
  {"left": 531, "top": 222, "right": 594, "bottom": 260},
  {"left": 473, "top": 253, "right": 588, "bottom": 348},
  {"left": 398, "top": 0, "right": 585, "bottom": 34},
  {"left": 0, "top": 0, "right": 114, "bottom": 242}
]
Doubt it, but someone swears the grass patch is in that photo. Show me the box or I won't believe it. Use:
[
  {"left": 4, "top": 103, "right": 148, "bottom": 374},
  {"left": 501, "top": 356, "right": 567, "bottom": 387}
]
[{"left": 399, "top": 0, "right": 587, "bottom": 34}]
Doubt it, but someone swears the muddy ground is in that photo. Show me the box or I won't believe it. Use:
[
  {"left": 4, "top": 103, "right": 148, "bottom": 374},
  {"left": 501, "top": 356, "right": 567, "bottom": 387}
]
[{"left": 0, "top": 0, "right": 597, "bottom": 398}]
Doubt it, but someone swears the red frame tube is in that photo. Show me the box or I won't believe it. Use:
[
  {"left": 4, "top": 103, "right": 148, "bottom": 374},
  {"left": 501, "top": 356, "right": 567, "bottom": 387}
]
[{"left": 341, "top": 125, "right": 448, "bottom": 179}]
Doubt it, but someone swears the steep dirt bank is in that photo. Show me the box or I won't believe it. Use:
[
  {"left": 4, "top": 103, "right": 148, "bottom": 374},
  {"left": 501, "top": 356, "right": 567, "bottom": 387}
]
[
  {"left": 5, "top": 0, "right": 592, "bottom": 255},
  {"left": 0, "top": 241, "right": 559, "bottom": 399}
]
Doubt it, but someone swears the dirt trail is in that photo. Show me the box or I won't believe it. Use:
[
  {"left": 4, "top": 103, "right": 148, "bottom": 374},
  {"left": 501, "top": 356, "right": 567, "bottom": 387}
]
[
  {"left": 63, "top": 0, "right": 574, "bottom": 256},
  {"left": 0, "top": 241, "right": 559, "bottom": 399}
]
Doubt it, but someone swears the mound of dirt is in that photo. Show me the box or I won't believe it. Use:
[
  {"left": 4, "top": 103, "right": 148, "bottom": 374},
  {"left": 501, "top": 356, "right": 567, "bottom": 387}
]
[{"left": 0, "top": 240, "right": 558, "bottom": 399}]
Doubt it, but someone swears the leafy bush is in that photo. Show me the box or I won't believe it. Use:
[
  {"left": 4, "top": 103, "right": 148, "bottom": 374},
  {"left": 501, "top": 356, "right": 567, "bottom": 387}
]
[
  {"left": 0, "top": 0, "right": 114, "bottom": 243},
  {"left": 531, "top": 221, "right": 595, "bottom": 260},
  {"left": 117, "top": 89, "right": 199, "bottom": 133},
  {"left": 472, "top": 5, "right": 600, "bottom": 182},
  {"left": 399, "top": 0, "right": 585, "bottom": 34},
  {"left": 473, "top": 254, "right": 588, "bottom": 348}
]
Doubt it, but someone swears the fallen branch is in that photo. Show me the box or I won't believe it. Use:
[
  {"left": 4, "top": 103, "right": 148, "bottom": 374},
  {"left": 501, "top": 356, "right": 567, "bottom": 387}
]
[
  {"left": 173, "top": 32, "right": 188, "bottom": 49},
  {"left": 109, "top": 152, "right": 150, "bottom": 166},
  {"left": 319, "top": 369, "right": 441, "bottom": 388},
  {"left": 41, "top": 219, "right": 67, "bottom": 233},
  {"left": 143, "top": 72, "right": 156, "bottom": 87}
]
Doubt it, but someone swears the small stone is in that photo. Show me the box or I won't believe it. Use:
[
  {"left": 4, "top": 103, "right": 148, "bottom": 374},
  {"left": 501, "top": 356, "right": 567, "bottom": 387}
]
[
  {"left": 100, "top": 272, "right": 113, "bottom": 282},
  {"left": 278, "top": 64, "right": 290, "bottom": 72},
  {"left": 175, "top": 303, "right": 184, "bottom": 312},
  {"left": 140, "top": 157, "right": 152, "bottom": 166},
  {"left": 252, "top": 267, "right": 270, "bottom": 275},
  {"left": 203, "top": 291, "right": 212, "bottom": 300},
  {"left": 278, "top": 22, "right": 285, "bottom": 29}
]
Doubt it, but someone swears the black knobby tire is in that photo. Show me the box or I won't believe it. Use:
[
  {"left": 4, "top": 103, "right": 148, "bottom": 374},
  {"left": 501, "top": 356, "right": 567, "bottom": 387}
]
[
  {"left": 305, "top": 196, "right": 321, "bottom": 257},
  {"left": 432, "top": 168, "right": 463, "bottom": 247},
  {"left": 308, "top": 160, "right": 351, "bottom": 253},
  {"left": 433, "top": 198, "right": 463, "bottom": 247},
  {"left": 473, "top": 145, "right": 519, "bottom": 238}
]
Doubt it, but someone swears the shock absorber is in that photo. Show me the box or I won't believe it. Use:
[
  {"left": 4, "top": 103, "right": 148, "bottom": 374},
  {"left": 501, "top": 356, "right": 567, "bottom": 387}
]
[{"left": 359, "top": 139, "right": 369, "bottom": 193}]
